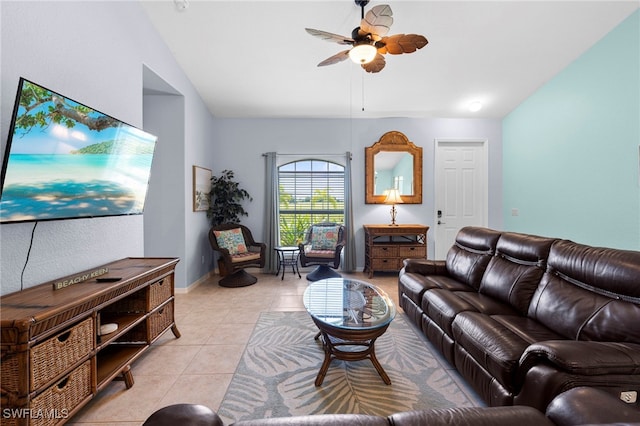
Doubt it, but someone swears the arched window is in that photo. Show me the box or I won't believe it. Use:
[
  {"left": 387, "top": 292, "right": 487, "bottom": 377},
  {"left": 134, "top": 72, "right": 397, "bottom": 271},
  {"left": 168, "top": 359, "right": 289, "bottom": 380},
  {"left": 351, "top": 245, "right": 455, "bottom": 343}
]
[{"left": 278, "top": 160, "right": 345, "bottom": 245}]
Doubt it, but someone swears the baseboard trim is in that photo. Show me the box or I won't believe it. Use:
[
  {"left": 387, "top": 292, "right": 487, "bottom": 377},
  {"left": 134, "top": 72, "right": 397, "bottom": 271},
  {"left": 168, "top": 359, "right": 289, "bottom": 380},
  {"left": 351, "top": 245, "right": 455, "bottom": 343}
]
[{"left": 176, "top": 269, "right": 215, "bottom": 293}]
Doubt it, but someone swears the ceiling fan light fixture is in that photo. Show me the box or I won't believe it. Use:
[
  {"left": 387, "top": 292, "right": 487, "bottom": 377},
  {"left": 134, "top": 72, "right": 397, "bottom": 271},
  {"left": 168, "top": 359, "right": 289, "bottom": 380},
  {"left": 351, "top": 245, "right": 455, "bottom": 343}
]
[
  {"left": 307, "top": 3, "right": 427, "bottom": 73},
  {"left": 349, "top": 43, "right": 377, "bottom": 64}
]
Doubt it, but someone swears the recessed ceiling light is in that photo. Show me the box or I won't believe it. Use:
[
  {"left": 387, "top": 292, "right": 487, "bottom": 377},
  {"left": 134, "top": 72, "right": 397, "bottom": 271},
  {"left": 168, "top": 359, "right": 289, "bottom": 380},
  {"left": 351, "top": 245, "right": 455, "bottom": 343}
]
[{"left": 468, "top": 101, "right": 483, "bottom": 112}]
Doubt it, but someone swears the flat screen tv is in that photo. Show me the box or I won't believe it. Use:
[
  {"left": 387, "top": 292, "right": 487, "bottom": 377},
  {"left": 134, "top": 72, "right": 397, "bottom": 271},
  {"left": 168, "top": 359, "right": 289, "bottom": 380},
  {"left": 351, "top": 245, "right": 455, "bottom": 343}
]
[{"left": 0, "top": 78, "right": 158, "bottom": 224}]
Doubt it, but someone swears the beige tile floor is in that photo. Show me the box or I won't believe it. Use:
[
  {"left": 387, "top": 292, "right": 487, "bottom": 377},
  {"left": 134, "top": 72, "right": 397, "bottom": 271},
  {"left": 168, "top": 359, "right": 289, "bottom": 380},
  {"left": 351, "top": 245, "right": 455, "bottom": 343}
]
[{"left": 68, "top": 268, "right": 480, "bottom": 425}]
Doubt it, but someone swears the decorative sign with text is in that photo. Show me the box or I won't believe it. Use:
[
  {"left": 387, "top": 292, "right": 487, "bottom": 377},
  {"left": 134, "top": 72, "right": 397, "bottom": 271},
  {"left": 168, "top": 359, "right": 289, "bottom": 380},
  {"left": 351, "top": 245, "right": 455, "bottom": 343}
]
[{"left": 53, "top": 268, "right": 109, "bottom": 290}]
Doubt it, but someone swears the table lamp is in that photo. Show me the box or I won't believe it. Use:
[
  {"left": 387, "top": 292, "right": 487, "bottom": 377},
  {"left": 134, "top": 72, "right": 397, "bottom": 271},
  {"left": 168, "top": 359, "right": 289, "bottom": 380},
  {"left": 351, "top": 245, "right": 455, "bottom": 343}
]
[{"left": 384, "top": 189, "right": 403, "bottom": 226}]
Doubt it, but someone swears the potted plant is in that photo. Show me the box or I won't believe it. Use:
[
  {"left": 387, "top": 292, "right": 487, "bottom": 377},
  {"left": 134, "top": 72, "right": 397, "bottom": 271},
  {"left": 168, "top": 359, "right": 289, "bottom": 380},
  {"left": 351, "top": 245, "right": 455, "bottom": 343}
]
[
  {"left": 207, "top": 170, "right": 252, "bottom": 276},
  {"left": 207, "top": 169, "right": 252, "bottom": 226}
]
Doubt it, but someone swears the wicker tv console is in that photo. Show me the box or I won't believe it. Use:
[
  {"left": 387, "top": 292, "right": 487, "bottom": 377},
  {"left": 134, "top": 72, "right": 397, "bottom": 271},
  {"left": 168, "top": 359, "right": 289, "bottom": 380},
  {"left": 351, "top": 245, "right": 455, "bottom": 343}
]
[{"left": 0, "top": 257, "right": 180, "bottom": 426}]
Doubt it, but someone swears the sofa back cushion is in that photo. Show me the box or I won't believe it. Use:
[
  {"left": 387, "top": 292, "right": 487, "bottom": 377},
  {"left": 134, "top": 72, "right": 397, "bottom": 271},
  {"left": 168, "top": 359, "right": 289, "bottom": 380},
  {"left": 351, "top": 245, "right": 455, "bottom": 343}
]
[
  {"left": 528, "top": 240, "right": 640, "bottom": 343},
  {"left": 446, "top": 227, "right": 501, "bottom": 290},
  {"left": 479, "top": 232, "right": 554, "bottom": 315}
]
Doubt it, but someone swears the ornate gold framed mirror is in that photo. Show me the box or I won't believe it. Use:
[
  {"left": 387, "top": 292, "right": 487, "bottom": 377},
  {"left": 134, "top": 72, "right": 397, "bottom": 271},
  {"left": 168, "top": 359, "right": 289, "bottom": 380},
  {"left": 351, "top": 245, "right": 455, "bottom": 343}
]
[{"left": 365, "top": 131, "right": 422, "bottom": 204}]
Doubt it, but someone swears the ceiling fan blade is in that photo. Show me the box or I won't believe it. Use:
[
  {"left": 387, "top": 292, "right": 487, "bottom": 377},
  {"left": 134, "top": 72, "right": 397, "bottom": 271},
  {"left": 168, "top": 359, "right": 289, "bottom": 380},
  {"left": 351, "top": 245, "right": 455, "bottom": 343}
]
[
  {"left": 305, "top": 28, "right": 353, "bottom": 45},
  {"left": 361, "top": 53, "right": 386, "bottom": 73},
  {"left": 378, "top": 34, "right": 428, "bottom": 55},
  {"left": 359, "top": 4, "right": 393, "bottom": 41},
  {"left": 317, "top": 50, "right": 350, "bottom": 67}
]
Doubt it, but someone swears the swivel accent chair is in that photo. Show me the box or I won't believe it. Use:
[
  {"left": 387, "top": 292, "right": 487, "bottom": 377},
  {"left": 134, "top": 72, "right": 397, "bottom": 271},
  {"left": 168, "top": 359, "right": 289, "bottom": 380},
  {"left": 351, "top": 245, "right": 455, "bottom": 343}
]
[
  {"left": 209, "top": 224, "right": 266, "bottom": 287},
  {"left": 298, "top": 222, "right": 345, "bottom": 281}
]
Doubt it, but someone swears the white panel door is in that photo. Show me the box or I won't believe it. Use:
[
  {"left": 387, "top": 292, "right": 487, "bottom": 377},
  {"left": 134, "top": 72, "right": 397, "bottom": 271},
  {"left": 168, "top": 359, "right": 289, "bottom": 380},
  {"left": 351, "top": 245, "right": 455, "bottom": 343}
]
[{"left": 434, "top": 139, "right": 488, "bottom": 259}]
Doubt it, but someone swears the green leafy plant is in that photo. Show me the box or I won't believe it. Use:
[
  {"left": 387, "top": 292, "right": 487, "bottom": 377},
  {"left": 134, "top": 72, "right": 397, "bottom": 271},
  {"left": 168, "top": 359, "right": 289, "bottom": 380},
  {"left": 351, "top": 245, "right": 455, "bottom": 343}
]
[
  {"left": 279, "top": 216, "right": 311, "bottom": 246},
  {"left": 207, "top": 170, "right": 252, "bottom": 226},
  {"left": 17, "top": 81, "right": 118, "bottom": 134}
]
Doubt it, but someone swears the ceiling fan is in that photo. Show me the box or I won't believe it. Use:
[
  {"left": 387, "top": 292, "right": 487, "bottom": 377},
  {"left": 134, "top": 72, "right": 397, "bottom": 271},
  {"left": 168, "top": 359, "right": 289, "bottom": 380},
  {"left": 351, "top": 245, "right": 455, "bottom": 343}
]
[{"left": 305, "top": 0, "right": 428, "bottom": 73}]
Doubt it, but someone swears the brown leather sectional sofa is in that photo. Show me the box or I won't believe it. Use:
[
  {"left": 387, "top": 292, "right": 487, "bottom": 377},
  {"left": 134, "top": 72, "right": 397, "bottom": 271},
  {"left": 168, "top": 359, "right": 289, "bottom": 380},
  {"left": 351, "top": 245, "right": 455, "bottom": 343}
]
[
  {"left": 144, "top": 387, "right": 640, "bottom": 425},
  {"left": 398, "top": 226, "right": 640, "bottom": 410}
]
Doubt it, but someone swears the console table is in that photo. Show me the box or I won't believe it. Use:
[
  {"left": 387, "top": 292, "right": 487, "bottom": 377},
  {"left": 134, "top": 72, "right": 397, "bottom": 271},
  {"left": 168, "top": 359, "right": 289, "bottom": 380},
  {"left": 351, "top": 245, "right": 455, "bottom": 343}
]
[
  {"left": 0, "top": 257, "right": 180, "bottom": 426},
  {"left": 363, "top": 224, "right": 429, "bottom": 277}
]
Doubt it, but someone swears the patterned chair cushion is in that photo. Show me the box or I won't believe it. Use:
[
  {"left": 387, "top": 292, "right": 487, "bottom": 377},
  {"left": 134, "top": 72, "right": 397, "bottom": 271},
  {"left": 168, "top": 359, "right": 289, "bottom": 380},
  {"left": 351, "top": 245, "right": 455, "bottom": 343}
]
[
  {"left": 230, "top": 251, "right": 261, "bottom": 263},
  {"left": 214, "top": 228, "right": 248, "bottom": 255},
  {"left": 310, "top": 226, "right": 339, "bottom": 250},
  {"left": 304, "top": 248, "right": 336, "bottom": 258}
]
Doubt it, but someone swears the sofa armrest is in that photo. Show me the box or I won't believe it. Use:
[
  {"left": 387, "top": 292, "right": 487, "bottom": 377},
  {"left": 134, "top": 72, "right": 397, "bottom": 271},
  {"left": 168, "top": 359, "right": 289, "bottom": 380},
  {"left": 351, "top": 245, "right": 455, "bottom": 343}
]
[
  {"left": 520, "top": 341, "right": 640, "bottom": 376},
  {"left": 389, "top": 406, "right": 553, "bottom": 426},
  {"left": 546, "top": 387, "right": 640, "bottom": 426},
  {"left": 143, "top": 404, "right": 224, "bottom": 426},
  {"left": 401, "top": 259, "right": 448, "bottom": 276}
]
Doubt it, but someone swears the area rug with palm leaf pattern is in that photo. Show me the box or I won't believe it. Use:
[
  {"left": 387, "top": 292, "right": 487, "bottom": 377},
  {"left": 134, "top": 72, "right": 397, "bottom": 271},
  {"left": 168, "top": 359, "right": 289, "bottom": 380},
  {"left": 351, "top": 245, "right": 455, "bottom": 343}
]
[{"left": 217, "top": 311, "right": 481, "bottom": 423}]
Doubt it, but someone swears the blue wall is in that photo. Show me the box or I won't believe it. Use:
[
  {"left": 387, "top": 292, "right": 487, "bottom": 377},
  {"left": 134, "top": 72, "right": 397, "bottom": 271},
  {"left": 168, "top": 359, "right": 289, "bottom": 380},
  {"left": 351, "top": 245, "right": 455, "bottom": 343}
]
[
  {"left": 502, "top": 10, "right": 640, "bottom": 249},
  {"left": 212, "top": 117, "right": 504, "bottom": 267}
]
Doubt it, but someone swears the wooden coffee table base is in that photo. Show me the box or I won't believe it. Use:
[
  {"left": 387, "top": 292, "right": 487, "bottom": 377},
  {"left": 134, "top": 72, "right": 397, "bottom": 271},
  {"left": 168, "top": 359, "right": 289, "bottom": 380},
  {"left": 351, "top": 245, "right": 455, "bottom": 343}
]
[{"left": 312, "top": 323, "right": 392, "bottom": 386}]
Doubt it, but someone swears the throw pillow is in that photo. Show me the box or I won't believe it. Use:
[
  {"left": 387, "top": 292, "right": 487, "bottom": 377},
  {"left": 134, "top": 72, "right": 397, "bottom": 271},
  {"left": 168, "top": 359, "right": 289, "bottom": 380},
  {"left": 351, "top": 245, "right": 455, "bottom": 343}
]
[
  {"left": 214, "top": 228, "right": 247, "bottom": 255},
  {"left": 311, "top": 225, "right": 339, "bottom": 250}
]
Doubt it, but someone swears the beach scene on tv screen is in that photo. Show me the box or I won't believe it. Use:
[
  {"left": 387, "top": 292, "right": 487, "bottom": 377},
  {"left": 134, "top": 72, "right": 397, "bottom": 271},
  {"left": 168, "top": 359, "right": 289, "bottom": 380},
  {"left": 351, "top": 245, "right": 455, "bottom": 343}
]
[{"left": 0, "top": 80, "right": 157, "bottom": 223}]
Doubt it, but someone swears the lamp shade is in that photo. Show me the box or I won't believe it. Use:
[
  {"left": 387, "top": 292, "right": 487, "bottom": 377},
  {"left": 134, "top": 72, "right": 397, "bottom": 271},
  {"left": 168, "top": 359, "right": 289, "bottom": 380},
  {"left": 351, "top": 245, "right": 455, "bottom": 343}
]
[
  {"left": 384, "top": 189, "right": 403, "bottom": 204},
  {"left": 349, "top": 43, "right": 377, "bottom": 64}
]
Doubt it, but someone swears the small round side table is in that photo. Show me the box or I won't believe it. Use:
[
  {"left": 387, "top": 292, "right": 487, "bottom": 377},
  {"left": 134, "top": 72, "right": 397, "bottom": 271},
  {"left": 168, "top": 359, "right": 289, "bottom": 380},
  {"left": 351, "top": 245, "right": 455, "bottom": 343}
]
[{"left": 274, "top": 246, "right": 301, "bottom": 280}]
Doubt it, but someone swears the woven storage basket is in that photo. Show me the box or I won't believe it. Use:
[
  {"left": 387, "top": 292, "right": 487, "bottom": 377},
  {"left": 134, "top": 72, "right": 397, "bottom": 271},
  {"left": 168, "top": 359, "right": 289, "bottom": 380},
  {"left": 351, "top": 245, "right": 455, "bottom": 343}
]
[
  {"left": 372, "top": 258, "right": 400, "bottom": 270},
  {"left": 149, "top": 276, "right": 172, "bottom": 310},
  {"left": 30, "top": 317, "right": 94, "bottom": 391},
  {"left": 399, "top": 245, "right": 426, "bottom": 257},
  {"left": 1, "top": 414, "right": 18, "bottom": 426},
  {"left": 372, "top": 246, "right": 398, "bottom": 257},
  {"left": 150, "top": 301, "right": 174, "bottom": 341},
  {"left": 0, "top": 350, "right": 23, "bottom": 397},
  {"left": 29, "top": 360, "right": 91, "bottom": 426}
]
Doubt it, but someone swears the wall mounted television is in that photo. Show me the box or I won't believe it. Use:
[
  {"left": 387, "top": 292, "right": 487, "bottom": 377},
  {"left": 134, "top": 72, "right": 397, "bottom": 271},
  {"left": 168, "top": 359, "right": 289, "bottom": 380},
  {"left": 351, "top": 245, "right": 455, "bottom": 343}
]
[{"left": 0, "top": 78, "right": 158, "bottom": 224}]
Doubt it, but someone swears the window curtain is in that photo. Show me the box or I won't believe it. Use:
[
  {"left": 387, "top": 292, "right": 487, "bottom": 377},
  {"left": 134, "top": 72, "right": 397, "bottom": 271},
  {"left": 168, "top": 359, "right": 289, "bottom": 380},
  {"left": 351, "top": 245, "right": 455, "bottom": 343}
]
[
  {"left": 343, "top": 152, "right": 356, "bottom": 272},
  {"left": 263, "top": 152, "right": 278, "bottom": 273}
]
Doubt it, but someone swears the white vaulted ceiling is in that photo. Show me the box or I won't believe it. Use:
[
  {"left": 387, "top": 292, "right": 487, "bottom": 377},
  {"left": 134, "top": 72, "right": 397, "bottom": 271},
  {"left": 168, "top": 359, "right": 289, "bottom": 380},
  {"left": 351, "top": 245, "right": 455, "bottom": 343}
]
[{"left": 140, "top": 1, "right": 639, "bottom": 119}]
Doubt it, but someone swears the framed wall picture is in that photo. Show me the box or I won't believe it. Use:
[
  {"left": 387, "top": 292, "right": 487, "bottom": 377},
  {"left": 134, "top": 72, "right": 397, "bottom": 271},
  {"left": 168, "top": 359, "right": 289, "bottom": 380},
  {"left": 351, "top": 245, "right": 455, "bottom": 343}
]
[{"left": 193, "top": 165, "right": 212, "bottom": 212}]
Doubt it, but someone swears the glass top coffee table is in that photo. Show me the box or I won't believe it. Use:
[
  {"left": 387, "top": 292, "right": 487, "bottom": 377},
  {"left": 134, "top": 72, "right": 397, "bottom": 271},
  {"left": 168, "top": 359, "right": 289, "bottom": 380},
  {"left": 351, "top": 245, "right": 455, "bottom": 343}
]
[{"left": 303, "top": 278, "right": 396, "bottom": 386}]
